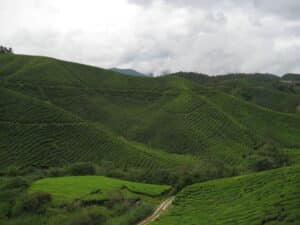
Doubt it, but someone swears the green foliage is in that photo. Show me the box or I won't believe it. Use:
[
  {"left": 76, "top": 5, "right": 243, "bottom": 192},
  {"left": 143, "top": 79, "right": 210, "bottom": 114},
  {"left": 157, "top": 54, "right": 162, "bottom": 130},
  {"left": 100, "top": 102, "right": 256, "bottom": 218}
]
[
  {"left": 152, "top": 165, "right": 300, "bottom": 225},
  {"left": 3, "top": 177, "right": 29, "bottom": 189},
  {"left": 47, "top": 167, "right": 67, "bottom": 177},
  {"left": 69, "top": 207, "right": 108, "bottom": 225},
  {"left": 5, "top": 166, "right": 20, "bottom": 177},
  {"left": 107, "top": 202, "right": 153, "bottom": 225},
  {"left": 0, "top": 173, "right": 161, "bottom": 225},
  {"left": 68, "top": 162, "right": 96, "bottom": 176},
  {"left": 249, "top": 143, "right": 289, "bottom": 171},
  {"left": 13, "top": 192, "right": 52, "bottom": 215}
]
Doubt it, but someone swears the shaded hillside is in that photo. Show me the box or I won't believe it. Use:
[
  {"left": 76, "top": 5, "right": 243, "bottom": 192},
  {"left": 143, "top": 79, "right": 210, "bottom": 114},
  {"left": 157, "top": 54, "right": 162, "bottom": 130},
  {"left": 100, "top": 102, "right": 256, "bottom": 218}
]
[
  {"left": 0, "top": 54, "right": 299, "bottom": 181},
  {"left": 282, "top": 73, "right": 300, "bottom": 81},
  {"left": 0, "top": 83, "right": 195, "bottom": 177}
]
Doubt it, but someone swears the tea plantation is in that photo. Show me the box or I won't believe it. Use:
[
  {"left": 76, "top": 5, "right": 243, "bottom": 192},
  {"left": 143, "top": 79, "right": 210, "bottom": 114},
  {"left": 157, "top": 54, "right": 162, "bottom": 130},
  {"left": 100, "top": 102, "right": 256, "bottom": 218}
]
[
  {"left": 0, "top": 54, "right": 299, "bottom": 225},
  {"left": 152, "top": 165, "right": 300, "bottom": 225}
]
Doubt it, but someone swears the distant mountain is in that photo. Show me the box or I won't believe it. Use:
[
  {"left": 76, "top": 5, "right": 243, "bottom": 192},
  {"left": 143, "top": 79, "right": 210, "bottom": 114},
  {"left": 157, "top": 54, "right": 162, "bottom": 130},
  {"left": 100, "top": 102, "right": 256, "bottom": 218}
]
[
  {"left": 282, "top": 73, "right": 300, "bottom": 81},
  {"left": 110, "top": 68, "right": 149, "bottom": 77}
]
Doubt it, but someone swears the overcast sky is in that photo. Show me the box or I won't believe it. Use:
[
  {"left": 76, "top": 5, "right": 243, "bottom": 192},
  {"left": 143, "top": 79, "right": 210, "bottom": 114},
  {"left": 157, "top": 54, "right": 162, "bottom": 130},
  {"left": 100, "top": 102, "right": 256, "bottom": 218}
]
[{"left": 1, "top": 0, "right": 300, "bottom": 75}]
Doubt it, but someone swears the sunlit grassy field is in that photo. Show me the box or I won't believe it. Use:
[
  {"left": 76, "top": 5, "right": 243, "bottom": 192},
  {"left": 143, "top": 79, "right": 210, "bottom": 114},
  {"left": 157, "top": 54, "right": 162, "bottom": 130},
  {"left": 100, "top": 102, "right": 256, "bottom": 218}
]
[{"left": 30, "top": 176, "right": 171, "bottom": 204}]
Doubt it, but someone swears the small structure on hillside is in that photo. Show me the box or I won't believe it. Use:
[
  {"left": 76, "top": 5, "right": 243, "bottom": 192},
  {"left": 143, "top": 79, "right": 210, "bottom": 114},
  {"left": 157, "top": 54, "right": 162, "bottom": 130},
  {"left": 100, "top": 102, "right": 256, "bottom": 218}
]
[{"left": 0, "top": 45, "right": 13, "bottom": 54}]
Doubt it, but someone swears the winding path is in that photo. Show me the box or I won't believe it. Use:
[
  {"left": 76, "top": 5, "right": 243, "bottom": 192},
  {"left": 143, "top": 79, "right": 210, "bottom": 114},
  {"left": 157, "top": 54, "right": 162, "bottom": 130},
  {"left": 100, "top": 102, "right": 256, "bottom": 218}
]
[{"left": 137, "top": 196, "right": 175, "bottom": 225}]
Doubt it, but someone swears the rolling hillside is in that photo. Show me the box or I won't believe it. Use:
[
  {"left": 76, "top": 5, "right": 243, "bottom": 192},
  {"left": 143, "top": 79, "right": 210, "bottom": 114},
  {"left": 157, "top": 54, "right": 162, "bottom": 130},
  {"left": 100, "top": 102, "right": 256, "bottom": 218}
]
[
  {"left": 0, "top": 54, "right": 300, "bottom": 225},
  {"left": 0, "top": 74, "right": 195, "bottom": 175},
  {"left": 0, "top": 54, "right": 299, "bottom": 182},
  {"left": 152, "top": 165, "right": 300, "bottom": 225},
  {"left": 175, "top": 72, "right": 300, "bottom": 113}
]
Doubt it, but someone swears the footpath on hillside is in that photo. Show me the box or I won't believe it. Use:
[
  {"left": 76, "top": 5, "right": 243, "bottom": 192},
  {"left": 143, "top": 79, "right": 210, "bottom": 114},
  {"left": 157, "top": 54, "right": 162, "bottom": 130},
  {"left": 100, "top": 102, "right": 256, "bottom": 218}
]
[{"left": 137, "top": 196, "right": 175, "bottom": 225}]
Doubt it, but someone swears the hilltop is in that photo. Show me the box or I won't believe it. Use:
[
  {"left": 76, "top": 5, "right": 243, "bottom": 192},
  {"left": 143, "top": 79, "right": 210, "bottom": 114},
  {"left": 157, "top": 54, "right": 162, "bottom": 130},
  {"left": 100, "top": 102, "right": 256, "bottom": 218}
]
[{"left": 110, "top": 68, "right": 149, "bottom": 77}]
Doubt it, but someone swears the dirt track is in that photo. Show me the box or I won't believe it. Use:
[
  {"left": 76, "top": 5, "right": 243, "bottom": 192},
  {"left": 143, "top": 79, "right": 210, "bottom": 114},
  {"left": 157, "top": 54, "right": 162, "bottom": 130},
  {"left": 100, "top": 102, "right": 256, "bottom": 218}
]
[{"left": 137, "top": 196, "right": 175, "bottom": 225}]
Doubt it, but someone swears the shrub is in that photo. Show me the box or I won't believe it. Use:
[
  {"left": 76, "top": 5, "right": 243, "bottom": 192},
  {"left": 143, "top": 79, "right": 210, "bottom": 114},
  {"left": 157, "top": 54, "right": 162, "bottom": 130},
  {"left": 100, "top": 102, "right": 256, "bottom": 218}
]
[
  {"left": 69, "top": 207, "right": 108, "bottom": 225},
  {"left": 105, "top": 190, "right": 126, "bottom": 209},
  {"left": 47, "top": 167, "right": 67, "bottom": 177},
  {"left": 0, "top": 203, "right": 11, "bottom": 219},
  {"left": 108, "top": 201, "right": 154, "bottom": 225},
  {"left": 13, "top": 192, "right": 52, "bottom": 215},
  {"left": 250, "top": 155, "right": 275, "bottom": 171},
  {"left": 6, "top": 166, "right": 20, "bottom": 177},
  {"left": 250, "top": 143, "right": 289, "bottom": 171},
  {"left": 68, "top": 162, "right": 96, "bottom": 176},
  {"left": 4, "top": 177, "right": 29, "bottom": 189}
]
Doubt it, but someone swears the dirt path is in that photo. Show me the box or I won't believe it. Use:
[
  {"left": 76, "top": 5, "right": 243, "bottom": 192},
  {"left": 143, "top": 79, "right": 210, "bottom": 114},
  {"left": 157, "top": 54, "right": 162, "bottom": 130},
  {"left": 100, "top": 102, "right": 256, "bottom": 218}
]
[{"left": 137, "top": 196, "right": 175, "bottom": 225}]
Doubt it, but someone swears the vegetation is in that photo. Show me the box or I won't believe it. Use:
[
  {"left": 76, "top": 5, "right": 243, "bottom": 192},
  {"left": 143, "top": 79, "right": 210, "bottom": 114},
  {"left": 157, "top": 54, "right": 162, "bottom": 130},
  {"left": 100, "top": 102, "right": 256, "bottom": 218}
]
[
  {"left": 29, "top": 176, "right": 171, "bottom": 204},
  {"left": 0, "top": 172, "right": 167, "bottom": 225},
  {"left": 1, "top": 54, "right": 298, "bottom": 181},
  {"left": 0, "top": 54, "right": 299, "bottom": 224},
  {"left": 152, "top": 165, "right": 300, "bottom": 225}
]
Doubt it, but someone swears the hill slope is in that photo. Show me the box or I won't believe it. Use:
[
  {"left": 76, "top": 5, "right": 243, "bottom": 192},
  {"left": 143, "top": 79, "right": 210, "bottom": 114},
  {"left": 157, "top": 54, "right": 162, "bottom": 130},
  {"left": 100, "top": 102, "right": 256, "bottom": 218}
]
[
  {"left": 152, "top": 165, "right": 300, "bottom": 225},
  {"left": 0, "top": 54, "right": 299, "bottom": 182},
  {"left": 175, "top": 72, "right": 300, "bottom": 113}
]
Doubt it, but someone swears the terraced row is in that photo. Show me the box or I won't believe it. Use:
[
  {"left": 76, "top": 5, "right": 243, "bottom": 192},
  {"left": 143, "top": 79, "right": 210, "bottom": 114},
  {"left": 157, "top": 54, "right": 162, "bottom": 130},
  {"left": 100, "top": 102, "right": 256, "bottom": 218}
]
[
  {"left": 203, "top": 91, "right": 300, "bottom": 148},
  {"left": 152, "top": 165, "right": 300, "bottom": 225},
  {"left": 0, "top": 120, "right": 197, "bottom": 174},
  {"left": 0, "top": 87, "right": 80, "bottom": 123},
  {"left": 1, "top": 54, "right": 299, "bottom": 177}
]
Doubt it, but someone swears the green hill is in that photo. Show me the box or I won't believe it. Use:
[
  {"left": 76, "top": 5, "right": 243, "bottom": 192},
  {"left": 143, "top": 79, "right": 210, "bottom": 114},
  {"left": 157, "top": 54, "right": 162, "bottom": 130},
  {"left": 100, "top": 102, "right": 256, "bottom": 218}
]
[
  {"left": 0, "top": 54, "right": 299, "bottom": 182},
  {"left": 202, "top": 90, "right": 300, "bottom": 148},
  {"left": 175, "top": 72, "right": 300, "bottom": 113},
  {"left": 0, "top": 77, "right": 195, "bottom": 176},
  {"left": 152, "top": 165, "right": 300, "bottom": 225},
  {"left": 0, "top": 54, "right": 300, "bottom": 225}
]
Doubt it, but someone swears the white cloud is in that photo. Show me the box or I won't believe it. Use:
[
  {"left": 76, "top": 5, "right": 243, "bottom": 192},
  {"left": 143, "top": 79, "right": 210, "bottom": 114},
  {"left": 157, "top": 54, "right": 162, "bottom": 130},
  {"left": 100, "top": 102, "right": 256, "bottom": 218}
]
[{"left": 0, "top": 0, "right": 300, "bottom": 75}]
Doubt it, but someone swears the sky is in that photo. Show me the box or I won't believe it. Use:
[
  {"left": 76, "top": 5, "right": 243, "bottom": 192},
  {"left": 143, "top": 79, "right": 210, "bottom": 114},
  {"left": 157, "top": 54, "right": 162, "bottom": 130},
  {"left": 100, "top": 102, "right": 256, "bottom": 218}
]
[{"left": 1, "top": 0, "right": 300, "bottom": 76}]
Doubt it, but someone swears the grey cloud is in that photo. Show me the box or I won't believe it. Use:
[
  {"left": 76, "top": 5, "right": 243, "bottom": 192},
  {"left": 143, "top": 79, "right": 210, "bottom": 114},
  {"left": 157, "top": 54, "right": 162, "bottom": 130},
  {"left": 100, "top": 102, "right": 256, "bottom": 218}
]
[
  {"left": 1, "top": 0, "right": 300, "bottom": 76},
  {"left": 128, "top": 0, "right": 225, "bottom": 7},
  {"left": 129, "top": 0, "right": 300, "bottom": 20},
  {"left": 253, "top": 0, "right": 300, "bottom": 20}
]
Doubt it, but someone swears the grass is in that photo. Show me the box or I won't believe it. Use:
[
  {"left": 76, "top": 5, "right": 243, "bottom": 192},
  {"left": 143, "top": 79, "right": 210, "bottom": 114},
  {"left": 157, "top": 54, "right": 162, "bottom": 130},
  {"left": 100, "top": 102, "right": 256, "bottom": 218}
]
[
  {"left": 152, "top": 165, "right": 300, "bottom": 225},
  {"left": 29, "top": 176, "right": 171, "bottom": 204}
]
